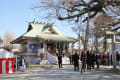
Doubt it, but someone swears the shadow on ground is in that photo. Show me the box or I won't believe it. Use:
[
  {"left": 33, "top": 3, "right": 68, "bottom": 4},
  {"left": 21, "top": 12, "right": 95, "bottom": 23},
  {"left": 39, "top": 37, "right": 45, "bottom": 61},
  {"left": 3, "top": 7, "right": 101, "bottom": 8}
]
[{"left": 1, "top": 65, "right": 120, "bottom": 80}]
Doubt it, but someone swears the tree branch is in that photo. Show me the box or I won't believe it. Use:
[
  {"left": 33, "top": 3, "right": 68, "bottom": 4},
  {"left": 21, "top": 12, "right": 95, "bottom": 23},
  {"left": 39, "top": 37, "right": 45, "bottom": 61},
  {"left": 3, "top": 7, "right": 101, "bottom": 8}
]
[{"left": 83, "top": 11, "right": 98, "bottom": 22}]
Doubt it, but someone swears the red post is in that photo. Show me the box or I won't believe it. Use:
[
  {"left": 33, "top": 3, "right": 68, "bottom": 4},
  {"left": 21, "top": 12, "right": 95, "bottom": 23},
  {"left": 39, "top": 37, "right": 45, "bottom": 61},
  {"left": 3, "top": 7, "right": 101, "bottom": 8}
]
[
  {"left": 0, "top": 59, "right": 2, "bottom": 74},
  {"left": 11, "top": 58, "right": 15, "bottom": 73},
  {"left": 6, "top": 59, "right": 9, "bottom": 74}
]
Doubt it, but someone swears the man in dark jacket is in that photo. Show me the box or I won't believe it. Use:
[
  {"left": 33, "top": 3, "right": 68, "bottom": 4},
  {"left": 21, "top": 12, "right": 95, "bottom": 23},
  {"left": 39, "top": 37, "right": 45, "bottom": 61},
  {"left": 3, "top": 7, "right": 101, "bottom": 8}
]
[
  {"left": 116, "top": 51, "right": 120, "bottom": 69},
  {"left": 86, "top": 51, "right": 91, "bottom": 70},
  {"left": 80, "top": 51, "right": 87, "bottom": 74},
  {"left": 58, "top": 54, "right": 62, "bottom": 69},
  {"left": 96, "top": 54, "right": 101, "bottom": 69},
  {"left": 72, "top": 52, "right": 79, "bottom": 71},
  {"left": 90, "top": 52, "right": 96, "bottom": 69}
]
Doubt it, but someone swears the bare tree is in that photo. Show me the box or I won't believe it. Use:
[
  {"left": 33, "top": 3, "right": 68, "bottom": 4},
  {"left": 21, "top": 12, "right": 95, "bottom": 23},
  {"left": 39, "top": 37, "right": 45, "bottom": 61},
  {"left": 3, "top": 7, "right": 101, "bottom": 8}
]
[
  {"left": 33, "top": 0, "right": 120, "bottom": 71},
  {"left": 93, "top": 13, "right": 114, "bottom": 52},
  {"left": 0, "top": 37, "right": 2, "bottom": 43},
  {"left": 34, "top": 0, "right": 120, "bottom": 51},
  {"left": 72, "top": 22, "right": 94, "bottom": 50},
  {"left": 3, "top": 30, "right": 16, "bottom": 50},
  {"left": 72, "top": 23, "right": 85, "bottom": 49},
  {"left": 0, "top": 37, "right": 3, "bottom": 48},
  {"left": 34, "top": 0, "right": 120, "bottom": 22}
]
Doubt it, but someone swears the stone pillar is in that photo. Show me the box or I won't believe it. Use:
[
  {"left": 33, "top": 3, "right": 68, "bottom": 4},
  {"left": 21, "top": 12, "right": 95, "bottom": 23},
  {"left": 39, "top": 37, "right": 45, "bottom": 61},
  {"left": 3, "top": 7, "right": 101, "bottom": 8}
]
[
  {"left": 71, "top": 42, "right": 74, "bottom": 55},
  {"left": 112, "top": 34, "right": 117, "bottom": 70}
]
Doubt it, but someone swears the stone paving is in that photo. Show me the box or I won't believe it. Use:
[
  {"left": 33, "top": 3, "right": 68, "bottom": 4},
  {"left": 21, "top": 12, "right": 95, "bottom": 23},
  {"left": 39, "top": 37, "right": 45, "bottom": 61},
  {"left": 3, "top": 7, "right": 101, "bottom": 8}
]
[{"left": 0, "top": 65, "right": 120, "bottom": 80}]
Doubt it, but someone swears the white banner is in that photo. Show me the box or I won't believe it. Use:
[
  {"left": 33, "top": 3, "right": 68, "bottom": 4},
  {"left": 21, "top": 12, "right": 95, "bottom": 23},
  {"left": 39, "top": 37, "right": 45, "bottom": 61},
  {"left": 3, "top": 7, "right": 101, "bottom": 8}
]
[
  {"left": 2, "top": 61, "right": 6, "bottom": 74},
  {"left": 9, "top": 60, "right": 12, "bottom": 73}
]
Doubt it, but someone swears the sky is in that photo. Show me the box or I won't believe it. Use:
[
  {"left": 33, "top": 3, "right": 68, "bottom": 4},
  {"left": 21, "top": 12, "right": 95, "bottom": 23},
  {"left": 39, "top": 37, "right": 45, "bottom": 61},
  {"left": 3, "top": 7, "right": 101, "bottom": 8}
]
[{"left": 0, "top": 0, "right": 77, "bottom": 39}]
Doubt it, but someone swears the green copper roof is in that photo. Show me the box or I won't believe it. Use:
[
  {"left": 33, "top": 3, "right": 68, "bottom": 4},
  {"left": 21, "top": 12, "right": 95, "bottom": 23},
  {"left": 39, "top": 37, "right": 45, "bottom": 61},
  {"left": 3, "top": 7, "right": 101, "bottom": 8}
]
[
  {"left": 37, "top": 34, "right": 76, "bottom": 42},
  {"left": 21, "top": 22, "right": 76, "bottom": 42}
]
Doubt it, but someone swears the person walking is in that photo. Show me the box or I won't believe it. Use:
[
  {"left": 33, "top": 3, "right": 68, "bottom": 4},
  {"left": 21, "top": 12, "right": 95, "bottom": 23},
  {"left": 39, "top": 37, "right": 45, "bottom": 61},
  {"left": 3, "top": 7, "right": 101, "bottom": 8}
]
[
  {"left": 22, "top": 57, "right": 26, "bottom": 72},
  {"left": 69, "top": 55, "right": 72, "bottom": 64},
  {"left": 56, "top": 48, "right": 59, "bottom": 56},
  {"left": 58, "top": 54, "right": 62, "bottom": 69},
  {"left": 116, "top": 51, "right": 120, "bottom": 69},
  {"left": 80, "top": 51, "right": 87, "bottom": 74},
  {"left": 96, "top": 53, "right": 101, "bottom": 69},
  {"left": 103, "top": 53, "right": 108, "bottom": 66},
  {"left": 90, "top": 52, "right": 96, "bottom": 69},
  {"left": 72, "top": 52, "right": 79, "bottom": 71},
  {"left": 19, "top": 57, "right": 26, "bottom": 72},
  {"left": 86, "top": 51, "right": 91, "bottom": 70}
]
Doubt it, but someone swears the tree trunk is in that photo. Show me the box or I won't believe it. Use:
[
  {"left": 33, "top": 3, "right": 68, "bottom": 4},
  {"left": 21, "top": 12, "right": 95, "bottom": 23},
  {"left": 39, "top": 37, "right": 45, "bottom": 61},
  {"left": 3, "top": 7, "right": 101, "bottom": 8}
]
[
  {"left": 95, "top": 36, "right": 99, "bottom": 52},
  {"left": 84, "top": 7, "right": 90, "bottom": 51}
]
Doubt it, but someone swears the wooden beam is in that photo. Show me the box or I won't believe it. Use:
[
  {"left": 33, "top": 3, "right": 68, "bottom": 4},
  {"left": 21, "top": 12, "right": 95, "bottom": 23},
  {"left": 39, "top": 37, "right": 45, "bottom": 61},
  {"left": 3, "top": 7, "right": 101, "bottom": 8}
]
[{"left": 106, "top": 31, "right": 116, "bottom": 35}]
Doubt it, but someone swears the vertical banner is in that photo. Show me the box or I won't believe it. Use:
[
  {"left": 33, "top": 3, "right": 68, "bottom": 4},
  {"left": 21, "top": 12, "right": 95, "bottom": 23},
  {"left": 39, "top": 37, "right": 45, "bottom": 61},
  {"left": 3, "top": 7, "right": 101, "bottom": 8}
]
[
  {"left": 6, "top": 59, "right": 9, "bottom": 74},
  {"left": 0, "top": 60, "right": 2, "bottom": 74},
  {"left": 9, "top": 60, "right": 12, "bottom": 73},
  {"left": 11, "top": 58, "right": 15, "bottom": 73},
  {"left": 0, "top": 58, "right": 15, "bottom": 74},
  {"left": 2, "top": 61, "right": 6, "bottom": 74}
]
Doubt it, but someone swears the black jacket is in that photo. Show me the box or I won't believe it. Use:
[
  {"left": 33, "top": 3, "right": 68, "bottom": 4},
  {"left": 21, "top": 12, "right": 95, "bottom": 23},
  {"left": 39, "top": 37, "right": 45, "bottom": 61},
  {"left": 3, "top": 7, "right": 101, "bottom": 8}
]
[
  {"left": 58, "top": 55, "right": 62, "bottom": 63},
  {"left": 116, "top": 53, "right": 120, "bottom": 61},
  {"left": 73, "top": 54, "right": 79, "bottom": 64}
]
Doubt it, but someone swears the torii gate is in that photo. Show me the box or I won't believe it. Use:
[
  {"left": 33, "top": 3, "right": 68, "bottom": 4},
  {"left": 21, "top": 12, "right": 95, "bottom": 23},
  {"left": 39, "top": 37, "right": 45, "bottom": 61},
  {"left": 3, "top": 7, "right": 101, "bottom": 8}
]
[{"left": 106, "top": 31, "right": 119, "bottom": 71}]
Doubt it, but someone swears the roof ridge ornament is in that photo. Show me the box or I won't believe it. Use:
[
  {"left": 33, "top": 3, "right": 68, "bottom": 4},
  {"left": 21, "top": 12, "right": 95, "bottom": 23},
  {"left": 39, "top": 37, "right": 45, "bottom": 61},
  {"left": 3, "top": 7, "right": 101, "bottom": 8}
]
[{"left": 30, "top": 21, "right": 54, "bottom": 26}]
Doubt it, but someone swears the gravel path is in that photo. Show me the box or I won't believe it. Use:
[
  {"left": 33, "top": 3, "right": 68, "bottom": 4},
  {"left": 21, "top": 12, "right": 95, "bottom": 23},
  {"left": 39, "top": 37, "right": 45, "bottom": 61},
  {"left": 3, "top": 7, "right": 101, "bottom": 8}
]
[{"left": 0, "top": 65, "right": 120, "bottom": 80}]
